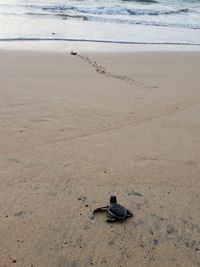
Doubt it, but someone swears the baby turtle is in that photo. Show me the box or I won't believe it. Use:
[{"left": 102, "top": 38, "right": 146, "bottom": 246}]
[
  {"left": 70, "top": 51, "right": 77, "bottom": 56},
  {"left": 93, "top": 195, "right": 133, "bottom": 222}
]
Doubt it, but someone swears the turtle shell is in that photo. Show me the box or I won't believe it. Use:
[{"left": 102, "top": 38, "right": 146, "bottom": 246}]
[{"left": 108, "top": 203, "right": 127, "bottom": 219}]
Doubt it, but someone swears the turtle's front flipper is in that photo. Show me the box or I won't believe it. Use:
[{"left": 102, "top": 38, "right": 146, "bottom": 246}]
[
  {"left": 93, "top": 206, "right": 109, "bottom": 213},
  {"left": 127, "top": 209, "right": 133, "bottom": 217}
]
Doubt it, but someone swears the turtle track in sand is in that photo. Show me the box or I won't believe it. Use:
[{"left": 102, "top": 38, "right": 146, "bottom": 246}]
[{"left": 70, "top": 51, "right": 152, "bottom": 88}]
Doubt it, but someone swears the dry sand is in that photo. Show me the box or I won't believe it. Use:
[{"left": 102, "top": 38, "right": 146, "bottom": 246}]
[{"left": 0, "top": 50, "right": 200, "bottom": 267}]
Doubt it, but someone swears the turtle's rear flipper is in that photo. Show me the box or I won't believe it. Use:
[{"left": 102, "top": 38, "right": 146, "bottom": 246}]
[
  {"left": 93, "top": 206, "right": 109, "bottom": 213},
  {"left": 127, "top": 209, "right": 133, "bottom": 217},
  {"left": 107, "top": 216, "right": 117, "bottom": 223}
]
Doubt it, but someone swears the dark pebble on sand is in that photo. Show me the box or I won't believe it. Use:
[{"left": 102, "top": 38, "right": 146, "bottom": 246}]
[
  {"left": 77, "top": 196, "right": 87, "bottom": 201},
  {"left": 13, "top": 260, "right": 16, "bottom": 263},
  {"left": 85, "top": 204, "right": 89, "bottom": 207}
]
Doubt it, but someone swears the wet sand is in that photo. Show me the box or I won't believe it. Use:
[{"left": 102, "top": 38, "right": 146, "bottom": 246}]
[{"left": 0, "top": 51, "right": 200, "bottom": 267}]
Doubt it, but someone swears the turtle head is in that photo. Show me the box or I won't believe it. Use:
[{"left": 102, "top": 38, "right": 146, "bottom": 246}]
[{"left": 110, "top": 195, "right": 117, "bottom": 204}]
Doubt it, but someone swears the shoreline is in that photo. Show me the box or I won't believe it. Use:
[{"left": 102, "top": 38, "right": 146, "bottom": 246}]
[{"left": 1, "top": 40, "right": 200, "bottom": 53}]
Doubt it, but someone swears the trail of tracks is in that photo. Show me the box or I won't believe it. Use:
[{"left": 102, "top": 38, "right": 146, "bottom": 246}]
[{"left": 71, "top": 52, "right": 148, "bottom": 87}]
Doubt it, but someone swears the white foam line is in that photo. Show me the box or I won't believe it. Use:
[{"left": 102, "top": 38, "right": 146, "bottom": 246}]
[{"left": 0, "top": 37, "right": 200, "bottom": 46}]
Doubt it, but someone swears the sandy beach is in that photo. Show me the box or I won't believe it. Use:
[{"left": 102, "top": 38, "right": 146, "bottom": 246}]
[{"left": 0, "top": 50, "right": 200, "bottom": 267}]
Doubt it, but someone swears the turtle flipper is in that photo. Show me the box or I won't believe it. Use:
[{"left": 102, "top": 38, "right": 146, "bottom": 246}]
[
  {"left": 93, "top": 206, "right": 109, "bottom": 213},
  {"left": 107, "top": 216, "right": 117, "bottom": 223},
  {"left": 126, "top": 209, "right": 133, "bottom": 217}
]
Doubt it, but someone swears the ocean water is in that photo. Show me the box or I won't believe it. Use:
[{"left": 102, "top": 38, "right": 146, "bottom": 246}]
[{"left": 0, "top": 0, "right": 200, "bottom": 47}]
